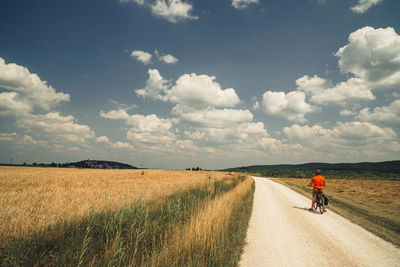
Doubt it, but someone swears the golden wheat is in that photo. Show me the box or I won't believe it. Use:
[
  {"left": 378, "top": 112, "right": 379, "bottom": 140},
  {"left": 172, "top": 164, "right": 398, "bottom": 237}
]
[
  {"left": 147, "top": 175, "right": 254, "bottom": 266},
  {"left": 0, "top": 166, "right": 228, "bottom": 241},
  {"left": 272, "top": 177, "right": 400, "bottom": 245},
  {"left": 273, "top": 178, "right": 400, "bottom": 222}
]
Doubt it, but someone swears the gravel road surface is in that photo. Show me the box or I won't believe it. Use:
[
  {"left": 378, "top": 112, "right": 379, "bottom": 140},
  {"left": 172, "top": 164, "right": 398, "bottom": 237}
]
[{"left": 239, "top": 177, "right": 400, "bottom": 267}]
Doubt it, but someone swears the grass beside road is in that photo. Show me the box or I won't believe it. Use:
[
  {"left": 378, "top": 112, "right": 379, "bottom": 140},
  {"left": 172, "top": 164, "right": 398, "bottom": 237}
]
[
  {"left": 272, "top": 178, "right": 400, "bottom": 247},
  {"left": 147, "top": 174, "right": 254, "bottom": 266},
  {"left": 1, "top": 174, "right": 254, "bottom": 266}
]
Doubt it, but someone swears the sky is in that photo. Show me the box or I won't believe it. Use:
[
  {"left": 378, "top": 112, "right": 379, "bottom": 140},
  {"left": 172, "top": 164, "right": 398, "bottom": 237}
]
[{"left": 0, "top": 0, "right": 399, "bottom": 169}]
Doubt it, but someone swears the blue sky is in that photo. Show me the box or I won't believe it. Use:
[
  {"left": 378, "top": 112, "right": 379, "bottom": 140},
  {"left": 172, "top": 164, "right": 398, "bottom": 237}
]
[{"left": 0, "top": 0, "right": 399, "bottom": 169}]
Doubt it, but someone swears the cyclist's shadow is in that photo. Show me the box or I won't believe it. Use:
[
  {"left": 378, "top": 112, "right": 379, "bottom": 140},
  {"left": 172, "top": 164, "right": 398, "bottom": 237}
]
[{"left": 292, "top": 206, "right": 311, "bottom": 211}]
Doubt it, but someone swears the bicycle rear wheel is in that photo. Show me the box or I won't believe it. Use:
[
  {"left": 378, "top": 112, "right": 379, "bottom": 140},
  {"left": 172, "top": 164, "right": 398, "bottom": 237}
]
[
  {"left": 313, "top": 194, "right": 323, "bottom": 214},
  {"left": 313, "top": 198, "right": 319, "bottom": 211},
  {"left": 318, "top": 197, "right": 323, "bottom": 214}
]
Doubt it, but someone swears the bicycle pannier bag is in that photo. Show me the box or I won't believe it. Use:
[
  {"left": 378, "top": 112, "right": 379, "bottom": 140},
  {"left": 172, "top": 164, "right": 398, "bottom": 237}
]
[{"left": 323, "top": 195, "right": 329, "bottom": 206}]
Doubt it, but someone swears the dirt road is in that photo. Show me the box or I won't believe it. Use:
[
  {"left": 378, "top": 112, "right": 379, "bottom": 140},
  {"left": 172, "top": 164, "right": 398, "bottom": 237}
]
[{"left": 239, "top": 177, "right": 400, "bottom": 267}]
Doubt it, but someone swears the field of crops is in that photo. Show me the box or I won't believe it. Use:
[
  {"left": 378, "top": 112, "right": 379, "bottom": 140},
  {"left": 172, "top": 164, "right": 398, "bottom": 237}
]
[
  {"left": 0, "top": 167, "right": 254, "bottom": 266},
  {"left": 0, "top": 167, "right": 228, "bottom": 240}
]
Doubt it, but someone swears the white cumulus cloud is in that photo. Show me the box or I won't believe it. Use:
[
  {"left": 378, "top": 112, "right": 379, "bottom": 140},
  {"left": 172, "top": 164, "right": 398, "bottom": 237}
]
[
  {"left": 184, "top": 130, "right": 205, "bottom": 140},
  {"left": 150, "top": 0, "right": 198, "bottom": 23},
  {"left": 96, "top": 136, "right": 111, "bottom": 144},
  {"left": 18, "top": 135, "right": 48, "bottom": 147},
  {"left": 110, "top": 141, "right": 134, "bottom": 150},
  {"left": 296, "top": 75, "right": 375, "bottom": 105},
  {"left": 231, "top": 0, "right": 259, "bottom": 10},
  {"left": 336, "top": 26, "right": 400, "bottom": 89},
  {"left": 251, "top": 96, "right": 260, "bottom": 110},
  {"left": 0, "top": 58, "right": 98, "bottom": 149},
  {"left": 0, "top": 132, "right": 48, "bottom": 147},
  {"left": 336, "top": 121, "right": 396, "bottom": 141},
  {"left": 340, "top": 109, "right": 357, "bottom": 116},
  {"left": 101, "top": 110, "right": 176, "bottom": 145},
  {"left": 18, "top": 112, "right": 95, "bottom": 144},
  {"left": 96, "top": 135, "right": 134, "bottom": 150},
  {"left": 120, "top": 0, "right": 197, "bottom": 23},
  {"left": 127, "top": 130, "right": 176, "bottom": 144},
  {"left": 158, "top": 54, "right": 178, "bottom": 64},
  {"left": 0, "top": 92, "right": 32, "bottom": 116},
  {"left": 0, "top": 132, "right": 18, "bottom": 142},
  {"left": 120, "top": 0, "right": 145, "bottom": 5},
  {"left": 295, "top": 27, "right": 400, "bottom": 109},
  {"left": 261, "top": 91, "right": 314, "bottom": 122},
  {"left": 101, "top": 110, "right": 173, "bottom": 132},
  {"left": 283, "top": 121, "right": 397, "bottom": 157},
  {"left": 100, "top": 109, "right": 130, "bottom": 120},
  {"left": 131, "top": 50, "right": 153, "bottom": 65},
  {"left": 0, "top": 57, "right": 69, "bottom": 114},
  {"left": 168, "top": 73, "right": 240, "bottom": 109},
  {"left": 350, "top": 0, "right": 383, "bottom": 14},
  {"left": 132, "top": 50, "right": 179, "bottom": 65},
  {"left": 357, "top": 99, "right": 400, "bottom": 127},
  {"left": 296, "top": 75, "right": 332, "bottom": 94},
  {"left": 134, "top": 69, "right": 270, "bottom": 152},
  {"left": 184, "top": 122, "right": 268, "bottom": 145},
  {"left": 136, "top": 70, "right": 240, "bottom": 110},
  {"left": 175, "top": 108, "right": 253, "bottom": 128},
  {"left": 125, "top": 114, "right": 173, "bottom": 132},
  {"left": 135, "top": 69, "right": 170, "bottom": 101}
]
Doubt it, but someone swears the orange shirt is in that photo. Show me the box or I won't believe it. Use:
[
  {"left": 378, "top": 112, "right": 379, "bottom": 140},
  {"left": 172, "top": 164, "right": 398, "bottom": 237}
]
[{"left": 311, "top": 175, "right": 326, "bottom": 191}]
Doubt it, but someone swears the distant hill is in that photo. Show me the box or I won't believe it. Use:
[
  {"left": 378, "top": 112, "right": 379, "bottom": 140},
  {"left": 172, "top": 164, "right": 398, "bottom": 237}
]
[
  {"left": 1, "top": 160, "right": 138, "bottom": 169},
  {"left": 62, "top": 160, "right": 137, "bottom": 169},
  {"left": 226, "top": 161, "right": 400, "bottom": 173},
  {"left": 223, "top": 160, "right": 400, "bottom": 179}
]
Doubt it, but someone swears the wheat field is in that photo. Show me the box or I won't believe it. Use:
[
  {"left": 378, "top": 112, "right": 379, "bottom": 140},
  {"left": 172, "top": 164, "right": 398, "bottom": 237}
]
[
  {"left": 273, "top": 177, "right": 400, "bottom": 246},
  {"left": 0, "top": 166, "right": 229, "bottom": 242},
  {"left": 274, "top": 178, "right": 400, "bottom": 221},
  {"left": 147, "top": 175, "right": 254, "bottom": 266}
]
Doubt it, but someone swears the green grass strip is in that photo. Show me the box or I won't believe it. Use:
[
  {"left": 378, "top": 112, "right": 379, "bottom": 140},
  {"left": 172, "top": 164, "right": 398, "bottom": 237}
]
[{"left": 217, "top": 179, "right": 255, "bottom": 266}]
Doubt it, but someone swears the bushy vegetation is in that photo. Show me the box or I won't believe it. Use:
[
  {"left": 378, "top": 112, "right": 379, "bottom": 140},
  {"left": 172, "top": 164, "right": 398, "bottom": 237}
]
[
  {"left": 225, "top": 160, "right": 400, "bottom": 179},
  {"left": 251, "top": 169, "right": 400, "bottom": 179},
  {"left": 1, "top": 175, "right": 254, "bottom": 266}
]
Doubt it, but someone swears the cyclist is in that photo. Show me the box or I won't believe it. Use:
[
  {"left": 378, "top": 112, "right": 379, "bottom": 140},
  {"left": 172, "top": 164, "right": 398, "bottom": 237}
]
[{"left": 308, "top": 169, "right": 326, "bottom": 212}]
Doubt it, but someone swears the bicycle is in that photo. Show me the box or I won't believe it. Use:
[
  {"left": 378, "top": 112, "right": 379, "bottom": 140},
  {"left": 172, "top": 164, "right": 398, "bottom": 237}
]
[{"left": 313, "top": 189, "right": 325, "bottom": 214}]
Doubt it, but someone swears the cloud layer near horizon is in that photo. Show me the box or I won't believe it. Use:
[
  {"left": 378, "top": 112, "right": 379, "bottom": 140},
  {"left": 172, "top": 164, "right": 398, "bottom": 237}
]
[
  {"left": 96, "top": 26, "right": 399, "bottom": 164},
  {"left": 1, "top": 0, "right": 399, "bottom": 171},
  {"left": 0, "top": 57, "right": 135, "bottom": 154}
]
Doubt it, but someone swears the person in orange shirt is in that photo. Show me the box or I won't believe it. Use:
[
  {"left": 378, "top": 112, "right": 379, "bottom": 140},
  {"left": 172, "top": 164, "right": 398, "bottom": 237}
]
[{"left": 308, "top": 169, "right": 326, "bottom": 212}]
